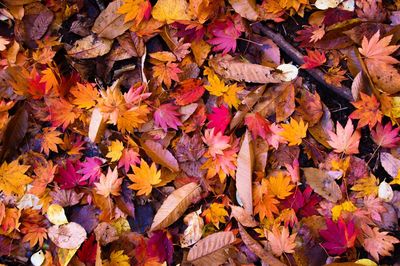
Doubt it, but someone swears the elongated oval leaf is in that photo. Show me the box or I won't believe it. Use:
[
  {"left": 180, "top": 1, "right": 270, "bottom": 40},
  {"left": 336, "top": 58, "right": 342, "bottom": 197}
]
[
  {"left": 88, "top": 107, "right": 106, "bottom": 143},
  {"left": 140, "top": 139, "right": 179, "bottom": 172},
  {"left": 238, "top": 224, "right": 286, "bottom": 266},
  {"left": 187, "top": 231, "right": 235, "bottom": 266},
  {"left": 303, "top": 168, "right": 342, "bottom": 202},
  {"left": 380, "top": 152, "right": 400, "bottom": 177},
  {"left": 92, "top": 0, "right": 133, "bottom": 39},
  {"left": 235, "top": 130, "right": 254, "bottom": 214},
  {"left": 150, "top": 182, "right": 201, "bottom": 231},
  {"left": 209, "top": 54, "right": 281, "bottom": 84},
  {"left": 67, "top": 35, "right": 113, "bottom": 59}
]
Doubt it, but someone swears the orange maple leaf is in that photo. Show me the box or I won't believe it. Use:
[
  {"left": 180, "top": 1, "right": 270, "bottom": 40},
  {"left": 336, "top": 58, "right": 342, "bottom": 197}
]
[
  {"left": 349, "top": 92, "right": 382, "bottom": 129},
  {"left": 253, "top": 179, "right": 279, "bottom": 220},
  {"left": 118, "top": 0, "right": 152, "bottom": 25},
  {"left": 70, "top": 82, "right": 99, "bottom": 109},
  {"left": 153, "top": 62, "right": 182, "bottom": 88},
  {"left": 40, "top": 67, "right": 60, "bottom": 93},
  {"left": 39, "top": 127, "right": 63, "bottom": 155},
  {"left": 46, "top": 98, "right": 81, "bottom": 130},
  {"left": 128, "top": 159, "right": 161, "bottom": 196}
]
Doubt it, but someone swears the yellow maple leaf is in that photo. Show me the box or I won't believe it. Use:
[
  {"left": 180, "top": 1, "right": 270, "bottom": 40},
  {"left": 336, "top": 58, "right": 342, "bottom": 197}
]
[
  {"left": 0, "top": 160, "right": 31, "bottom": 197},
  {"left": 40, "top": 67, "right": 59, "bottom": 93},
  {"left": 70, "top": 82, "right": 99, "bottom": 109},
  {"left": 205, "top": 68, "right": 242, "bottom": 109},
  {"left": 266, "top": 172, "right": 295, "bottom": 200},
  {"left": 118, "top": 0, "right": 152, "bottom": 25},
  {"left": 40, "top": 128, "right": 63, "bottom": 156},
  {"left": 279, "top": 118, "right": 308, "bottom": 146},
  {"left": 202, "top": 203, "right": 228, "bottom": 229},
  {"left": 98, "top": 86, "right": 126, "bottom": 125},
  {"left": 106, "top": 140, "right": 124, "bottom": 162},
  {"left": 351, "top": 175, "right": 379, "bottom": 198},
  {"left": 331, "top": 200, "right": 357, "bottom": 221},
  {"left": 152, "top": 0, "right": 191, "bottom": 24},
  {"left": 128, "top": 159, "right": 161, "bottom": 196},
  {"left": 103, "top": 250, "right": 130, "bottom": 266},
  {"left": 95, "top": 167, "right": 123, "bottom": 198},
  {"left": 117, "top": 105, "right": 150, "bottom": 134}
]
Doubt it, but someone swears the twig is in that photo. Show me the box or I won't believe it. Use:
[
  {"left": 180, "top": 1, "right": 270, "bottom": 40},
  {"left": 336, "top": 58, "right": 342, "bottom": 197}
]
[{"left": 252, "top": 23, "right": 354, "bottom": 101}]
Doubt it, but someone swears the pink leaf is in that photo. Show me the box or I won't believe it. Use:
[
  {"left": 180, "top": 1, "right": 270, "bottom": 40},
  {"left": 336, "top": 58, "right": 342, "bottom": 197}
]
[
  {"left": 371, "top": 123, "right": 400, "bottom": 148},
  {"left": 77, "top": 157, "right": 103, "bottom": 185},
  {"left": 154, "top": 103, "right": 183, "bottom": 132},
  {"left": 207, "top": 17, "right": 242, "bottom": 54},
  {"left": 207, "top": 105, "right": 231, "bottom": 133}
]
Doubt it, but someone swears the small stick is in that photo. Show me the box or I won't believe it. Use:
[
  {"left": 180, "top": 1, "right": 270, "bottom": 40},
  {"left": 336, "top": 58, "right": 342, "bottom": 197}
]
[{"left": 252, "top": 23, "right": 354, "bottom": 101}]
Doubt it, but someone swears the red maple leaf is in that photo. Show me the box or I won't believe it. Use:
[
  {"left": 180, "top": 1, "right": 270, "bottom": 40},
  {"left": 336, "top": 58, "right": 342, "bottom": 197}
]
[
  {"left": 55, "top": 160, "right": 85, "bottom": 189},
  {"left": 320, "top": 218, "right": 358, "bottom": 255},
  {"left": 77, "top": 157, "right": 103, "bottom": 185},
  {"left": 171, "top": 79, "right": 205, "bottom": 106},
  {"left": 173, "top": 21, "right": 205, "bottom": 42},
  {"left": 245, "top": 113, "right": 271, "bottom": 139},
  {"left": 27, "top": 71, "right": 47, "bottom": 99},
  {"left": 154, "top": 103, "right": 183, "bottom": 132},
  {"left": 301, "top": 49, "right": 326, "bottom": 69},
  {"left": 147, "top": 231, "right": 174, "bottom": 264},
  {"left": 77, "top": 234, "right": 97, "bottom": 264},
  {"left": 282, "top": 185, "right": 320, "bottom": 217},
  {"left": 207, "top": 105, "right": 231, "bottom": 133},
  {"left": 208, "top": 17, "right": 242, "bottom": 54},
  {"left": 371, "top": 122, "right": 400, "bottom": 148}
]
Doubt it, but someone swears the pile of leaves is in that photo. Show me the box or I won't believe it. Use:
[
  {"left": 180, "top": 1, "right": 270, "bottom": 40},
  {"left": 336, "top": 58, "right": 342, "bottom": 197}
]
[{"left": 1, "top": 0, "right": 400, "bottom": 265}]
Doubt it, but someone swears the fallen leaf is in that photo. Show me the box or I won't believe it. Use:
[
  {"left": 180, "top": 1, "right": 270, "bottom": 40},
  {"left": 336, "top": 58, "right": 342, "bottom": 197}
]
[{"left": 48, "top": 222, "right": 87, "bottom": 249}]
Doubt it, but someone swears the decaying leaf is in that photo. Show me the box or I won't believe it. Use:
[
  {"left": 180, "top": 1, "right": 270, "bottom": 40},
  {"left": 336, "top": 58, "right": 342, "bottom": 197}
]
[
  {"left": 303, "top": 168, "right": 342, "bottom": 202},
  {"left": 140, "top": 139, "right": 179, "bottom": 172},
  {"left": 187, "top": 231, "right": 236, "bottom": 266},
  {"left": 150, "top": 182, "right": 201, "bottom": 231},
  {"left": 67, "top": 35, "right": 113, "bottom": 59},
  {"left": 48, "top": 222, "right": 87, "bottom": 249}
]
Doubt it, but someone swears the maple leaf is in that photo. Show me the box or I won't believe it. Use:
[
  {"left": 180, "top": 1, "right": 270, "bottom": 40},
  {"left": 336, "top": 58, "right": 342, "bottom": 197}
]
[
  {"left": 282, "top": 185, "right": 320, "bottom": 217},
  {"left": 301, "top": 49, "right": 326, "bottom": 69},
  {"left": 154, "top": 103, "right": 183, "bottom": 132},
  {"left": 29, "top": 162, "right": 57, "bottom": 197},
  {"left": 279, "top": 118, "right": 308, "bottom": 146},
  {"left": 103, "top": 250, "right": 130, "bottom": 266},
  {"left": 77, "top": 234, "right": 97, "bottom": 264},
  {"left": 207, "top": 105, "right": 231, "bottom": 133},
  {"left": 77, "top": 157, "right": 103, "bottom": 185},
  {"left": 46, "top": 98, "right": 81, "bottom": 131},
  {"left": 362, "top": 225, "right": 399, "bottom": 261},
  {"left": 98, "top": 86, "right": 125, "bottom": 125},
  {"left": 95, "top": 167, "right": 123, "bottom": 198},
  {"left": 0, "top": 160, "right": 31, "bottom": 197},
  {"left": 351, "top": 175, "right": 379, "bottom": 198},
  {"left": 117, "top": 105, "right": 150, "bottom": 134},
  {"left": 147, "top": 231, "right": 174, "bottom": 264},
  {"left": 118, "top": 0, "right": 152, "bottom": 25},
  {"left": 70, "top": 82, "right": 99, "bottom": 109},
  {"left": 28, "top": 69, "right": 48, "bottom": 99},
  {"left": 320, "top": 218, "right": 358, "bottom": 255},
  {"left": 128, "top": 159, "right": 161, "bottom": 196},
  {"left": 349, "top": 92, "right": 382, "bottom": 129},
  {"left": 324, "top": 67, "right": 347, "bottom": 87},
  {"left": 152, "top": 0, "right": 190, "bottom": 23},
  {"left": 171, "top": 78, "right": 205, "bottom": 105},
  {"left": 359, "top": 31, "right": 399, "bottom": 64},
  {"left": 55, "top": 160, "right": 85, "bottom": 189},
  {"left": 267, "top": 172, "right": 295, "bottom": 200},
  {"left": 202, "top": 128, "right": 231, "bottom": 158},
  {"left": 40, "top": 67, "right": 59, "bottom": 93},
  {"left": 223, "top": 83, "right": 242, "bottom": 109},
  {"left": 106, "top": 140, "right": 124, "bottom": 162},
  {"left": 118, "top": 148, "right": 141, "bottom": 173},
  {"left": 20, "top": 209, "right": 49, "bottom": 248},
  {"left": 267, "top": 226, "right": 297, "bottom": 257},
  {"left": 331, "top": 201, "right": 357, "bottom": 221},
  {"left": 153, "top": 62, "right": 182, "bottom": 88},
  {"left": 327, "top": 119, "right": 361, "bottom": 155},
  {"left": 208, "top": 17, "right": 242, "bottom": 54},
  {"left": 202, "top": 203, "right": 228, "bottom": 228},
  {"left": 0, "top": 208, "right": 21, "bottom": 234},
  {"left": 253, "top": 179, "right": 279, "bottom": 220},
  {"left": 245, "top": 113, "right": 271, "bottom": 140},
  {"left": 39, "top": 127, "right": 63, "bottom": 155},
  {"left": 202, "top": 145, "right": 238, "bottom": 183},
  {"left": 371, "top": 123, "right": 400, "bottom": 148},
  {"left": 295, "top": 24, "right": 325, "bottom": 47}
]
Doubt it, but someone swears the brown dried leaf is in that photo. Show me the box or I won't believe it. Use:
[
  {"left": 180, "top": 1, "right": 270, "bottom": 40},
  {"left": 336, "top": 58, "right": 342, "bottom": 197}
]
[
  {"left": 238, "top": 224, "right": 286, "bottom": 266},
  {"left": 303, "top": 168, "right": 342, "bottom": 203},
  {"left": 367, "top": 60, "right": 400, "bottom": 94},
  {"left": 187, "top": 231, "right": 236, "bottom": 266},
  {"left": 254, "top": 138, "right": 269, "bottom": 172},
  {"left": 140, "top": 139, "right": 180, "bottom": 172},
  {"left": 235, "top": 130, "right": 254, "bottom": 214},
  {"left": 209, "top": 54, "right": 281, "bottom": 84},
  {"left": 48, "top": 222, "right": 87, "bottom": 249},
  {"left": 67, "top": 35, "right": 113, "bottom": 59},
  {"left": 92, "top": 0, "right": 133, "bottom": 39},
  {"left": 88, "top": 107, "right": 106, "bottom": 143},
  {"left": 150, "top": 182, "right": 201, "bottom": 231}
]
